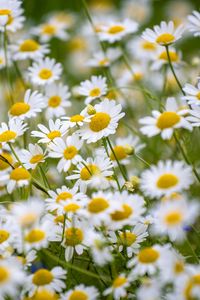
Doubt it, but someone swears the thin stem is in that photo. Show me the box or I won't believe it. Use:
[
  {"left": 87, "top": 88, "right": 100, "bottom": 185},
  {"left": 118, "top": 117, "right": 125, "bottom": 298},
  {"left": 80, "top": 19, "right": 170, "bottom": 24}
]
[
  {"left": 39, "top": 165, "right": 51, "bottom": 189},
  {"left": 135, "top": 154, "right": 151, "bottom": 168}
]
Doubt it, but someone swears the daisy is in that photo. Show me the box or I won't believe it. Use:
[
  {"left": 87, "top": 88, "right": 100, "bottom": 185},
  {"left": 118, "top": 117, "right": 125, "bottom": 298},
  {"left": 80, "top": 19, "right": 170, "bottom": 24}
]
[
  {"left": 78, "top": 99, "right": 125, "bottom": 143},
  {"left": 186, "top": 105, "right": 200, "bottom": 127},
  {"left": 103, "top": 273, "right": 132, "bottom": 300},
  {"left": 62, "top": 111, "right": 91, "bottom": 129},
  {"left": 0, "top": 118, "right": 27, "bottom": 144},
  {"left": 27, "top": 288, "right": 60, "bottom": 300},
  {"left": 0, "top": 0, "right": 25, "bottom": 32},
  {"left": 140, "top": 160, "right": 193, "bottom": 198},
  {"left": 19, "top": 144, "right": 46, "bottom": 170},
  {"left": 87, "top": 48, "right": 121, "bottom": 68},
  {"left": 128, "top": 37, "right": 158, "bottom": 61},
  {"left": 151, "top": 47, "right": 182, "bottom": 71},
  {"left": 31, "top": 119, "right": 67, "bottom": 144},
  {"left": 98, "top": 19, "right": 138, "bottom": 43},
  {"left": 48, "top": 135, "right": 83, "bottom": 173},
  {"left": 142, "top": 21, "right": 184, "bottom": 46},
  {"left": 139, "top": 97, "right": 192, "bottom": 140},
  {"left": 44, "top": 82, "right": 71, "bottom": 118},
  {"left": 136, "top": 278, "right": 161, "bottom": 300},
  {"left": 0, "top": 218, "right": 22, "bottom": 255},
  {"left": 188, "top": 10, "right": 200, "bottom": 37},
  {"left": 32, "top": 21, "right": 69, "bottom": 42},
  {"left": 78, "top": 75, "right": 108, "bottom": 104},
  {"left": 26, "top": 266, "right": 66, "bottom": 296},
  {"left": 61, "top": 285, "right": 99, "bottom": 300},
  {"left": 9, "top": 89, "right": 45, "bottom": 120},
  {"left": 1, "top": 166, "right": 31, "bottom": 193},
  {"left": 183, "top": 81, "right": 200, "bottom": 106},
  {"left": 28, "top": 57, "right": 62, "bottom": 86},
  {"left": 11, "top": 38, "right": 49, "bottom": 61},
  {"left": 0, "top": 150, "right": 14, "bottom": 171}
]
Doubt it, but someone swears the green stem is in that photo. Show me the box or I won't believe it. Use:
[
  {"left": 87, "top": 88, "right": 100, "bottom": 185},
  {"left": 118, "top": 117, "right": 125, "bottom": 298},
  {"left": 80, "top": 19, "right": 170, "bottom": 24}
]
[
  {"left": 39, "top": 165, "right": 51, "bottom": 189},
  {"left": 135, "top": 154, "right": 151, "bottom": 168}
]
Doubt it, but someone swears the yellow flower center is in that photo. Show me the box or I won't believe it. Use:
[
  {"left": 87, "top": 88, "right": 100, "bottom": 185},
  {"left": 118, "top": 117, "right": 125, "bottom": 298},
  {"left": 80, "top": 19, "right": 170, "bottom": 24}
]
[
  {"left": 47, "top": 131, "right": 61, "bottom": 140},
  {"left": 0, "top": 130, "right": 17, "bottom": 143},
  {"left": 196, "top": 92, "right": 200, "bottom": 100},
  {"left": 133, "top": 72, "right": 143, "bottom": 81},
  {"left": 138, "top": 247, "right": 160, "bottom": 263},
  {"left": 156, "top": 111, "right": 180, "bottom": 129},
  {"left": 42, "top": 24, "right": 56, "bottom": 35},
  {"left": 157, "top": 173, "right": 179, "bottom": 189},
  {"left": 159, "top": 50, "right": 178, "bottom": 62},
  {"left": 80, "top": 164, "right": 100, "bottom": 180},
  {"left": 54, "top": 215, "right": 65, "bottom": 224},
  {"left": 184, "top": 274, "right": 200, "bottom": 300},
  {"left": 39, "top": 69, "right": 52, "bottom": 80},
  {"left": 64, "top": 203, "right": 80, "bottom": 213},
  {"left": 111, "top": 204, "right": 133, "bottom": 221},
  {"left": 89, "top": 112, "right": 111, "bottom": 132},
  {"left": 20, "top": 213, "right": 37, "bottom": 227},
  {"left": 142, "top": 41, "right": 156, "bottom": 50},
  {"left": 30, "top": 154, "right": 44, "bottom": 164},
  {"left": 31, "top": 289, "right": 59, "bottom": 300},
  {"left": 89, "top": 87, "right": 101, "bottom": 98},
  {"left": 10, "top": 102, "right": 30, "bottom": 116},
  {"left": 113, "top": 276, "right": 127, "bottom": 288},
  {"left": 0, "top": 9, "right": 11, "bottom": 16},
  {"left": 19, "top": 39, "right": 39, "bottom": 52},
  {"left": 10, "top": 167, "right": 31, "bottom": 181},
  {"left": 64, "top": 146, "right": 78, "bottom": 160},
  {"left": 119, "top": 232, "right": 136, "bottom": 246},
  {"left": 174, "top": 261, "right": 184, "bottom": 273},
  {"left": 0, "top": 57, "right": 3, "bottom": 65},
  {"left": 56, "top": 192, "right": 73, "bottom": 203},
  {"left": 65, "top": 227, "right": 83, "bottom": 246},
  {"left": 156, "top": 33, "right": 175, "bottom": 45},
  {"left": 32, "top": 269, "right": 53, "bottom": 286},
  {"left": 99, "top": 58, "right": 109, "bottom": 66},
  {"left": 0, "top": 229, "right": 10, "bottom": 244},
  {"left": 110, "top": 145, "right": 127, "bottom": 161},
  {"left": 88, "top": 197, "right": 109, "bottom": 213},
  {"left": 0, "top": 152, "right": 13, "bottom": 170},
  {"left": 108, "top": 25, "right": 125, "bottom": 34},
  {"left": 70, "top": 115, "right": 84, "bottom": 123},
  {"left": 165, "top": 211, "right": 183, "bottom": 225},
  {"left": 69, "top": 291, "right": 88, "bottom": 300},
  {"left": 48, "top": 96, "right": 61, "bottom": 108},
  {"left": 25, "top": 229, "right": 45, "bottom": 243},
  {"left": 0, "top": 266, "right": 9, "bottom": 283}
]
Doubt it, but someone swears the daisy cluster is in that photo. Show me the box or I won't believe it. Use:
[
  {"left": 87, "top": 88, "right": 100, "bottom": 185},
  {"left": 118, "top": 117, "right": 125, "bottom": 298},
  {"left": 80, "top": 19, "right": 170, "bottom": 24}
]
[{"left": 0, "top": 0, "right": 200, "bottom": 299}]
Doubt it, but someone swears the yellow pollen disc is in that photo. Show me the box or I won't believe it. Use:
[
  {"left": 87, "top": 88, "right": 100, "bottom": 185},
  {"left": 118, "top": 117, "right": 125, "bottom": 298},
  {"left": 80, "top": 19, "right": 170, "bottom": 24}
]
[
  {"left": 25, "top": 229, "right": 45, "bottom": 243},
  {"left": 56, "top": 192, "right": 73, "bottom": 203},
  {"left": 89, "top": 112, "right": 111, "bottom": 132},
  {"left": 0, "top": 9, "right": 11, "bottom": 17},
  {"left": 31, "top": 289, "right": 59, "bottom": 300},
  {"left": 30, "top": 154, "right": 44, "bottom": 164},
  {"left": 65, "top": 227, "right": 83, "bottom": 246},
  {"left": 111, "top": 204, "right": 133, "bottom": 221},
  {"left": 0, "top": 130, "right": 17, "bottom": 143},
  {"left": 89, "top": 87, "right": 101, "bottom": 97},
  {"left": 10, "top": 102, "right": 30, "bottom": 116},
  {"left": 156, "top": 111, "right": 180, "bottom": 129},
  {"left": 88, "top": 197, "right": 109, "bottom": 213},
  {"left": 159, "top": 50, "right": 178, "bottom": 62},
  {"left": 47, "top": 131, "right": 61, "bottom": 140},
  {"left": 133, "top": 72, "right": 143, "bottom": 81},
  {"left": 20, "top": 213, "right": 37, "bottom": 227},
  {"left": 157, "top": 173, "right": 179, "bottom": 189},
  {"left": 174, "top": 261, "right": 184, "bottom": 273},
  {"left": 156, "top": 33, "right": 175, "bottom": 45},
  {"left": 119, "top": 232, "right": 136, "bottom": 246},
  {"left": 39, "top": 68, "right": 52, "bottom": 80},
  {"left": 69, "top": 291, "right": 88, "bottom": 300},
  {"left": 113, "top": 276, "right": 127, "bottom": 288},
  {"left": 70, "top": 115, "right": 84, "bottom": 123},
  {"left": 108, "top": 25, "right": 125, "bottom": 34},
  {"left": 165, "top": 211, "right": 183, "bottom": 225},
  {"left": 64, "top": 203, "right": 80, "bottom": 213},
  {"left": 184, "top": 274, "right": 200, "bottom": 299},
  {"left": 64, "top": 146, "right": 78, "bottom": 160},
  {"left": 0, "top": 266, "right": 10, "bottom": 283},
  {"left": 142, "top": 41, "right": 156, "bottom": 50},
  {"left": 10, "top": 167, "right": 31, "bottom": 181},
  {"left": 19, "top": 39, "right": 39, "bottom": 52},
  {"left": 48, "top": 96, "right": 61, "bottom": 108},
  {"left": 138, "top": 247, "right": 160, "bottom": 263},
  {"left": 32, "top": 269, "right": 53, "bottom": 286},
  {"left": 0, "top": 152, "right": 13, "bottom": 170},
  {"left": 0, "top": 57, "right": 3, "bottom": 64},
  {"left": 0, "top": 229, "right": 10, "bottom": 244},
  {"left": 110, "top": 145, "right": 127, "bottom": 161},
  {"left": 54, "top": 215, "right": 65, "bottom": 224},
  {"left": 42, "top": 24, "right": 56, "bottom": 35},
  {"left": 196, "top": 92, "right": 200, "bottom": 100},
  {"left": 99, "top": 58, "right": 109, "bottom": 66},
  {"left": 80, "top": 164, "right": 100, "bottom": 181}
]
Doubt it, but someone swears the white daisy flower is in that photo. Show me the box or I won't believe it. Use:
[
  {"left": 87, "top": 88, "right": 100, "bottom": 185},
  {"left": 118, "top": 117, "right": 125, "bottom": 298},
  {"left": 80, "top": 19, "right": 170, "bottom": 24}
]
[
  {"left": 98, "top": 19, "right": 138, "bottom": 43},
  {"left": 0, "top": 218, "right": 22, "bottom": 255},
  {"left": 183, "top": 81, "right": 200, "bottom": 106},
  {"left": 1, "top": 166, "right": 31, "bottom": 193},
  {"left": 87, "top": 48, "right": 121, "bottom": 68},
  {"left": 10, "top": 39, "right": 49, "bottom": 61},
  {"left": 48, "top": 135, "right": 83, "bottom": 173},
  {"left": 9, "top": 89, "right": 45, "bottom": 120},
  {"left": 142, "top": 21, "right": 184, "bottom": 46},
  {"left": 78, "top": 99, "right": 125, "bottom": 143},
  {"left": 151, "top": 47, "right": 182, "bottom": 71},
  {"left": 188, "top": 10, "right": 200, "bottom": 37},
  {"left": 61, "top": 285, "right": 99, "bottom": 300},
  {"left": 44, "top": 82, "right": 71, "bottom": 118},
  {"left": 136, "top": 278, "right": 161, "bottom": 300},
  {"left": 140, "top": 97, "right": 192, "bottom": 140},
  {"left": 32, "top": 21, "right": 69, "bottom": 42},
  {"left": 140, "top": 160, "right": 194, "bottom": 198},
  {"left": 128, "top": 37, "right": 158, "bottom": 61},
  {"left": 0, "top": 118, "right": 27, "bottom": 144},
  {"left": 19, "top": 144, "right": 46, "bottom": 170},
  {"left": 62, "top": 111, "right": 91, "bottom": 129},
  {"left": 186, "top": 105, "right": 200, "bottom": 127},
  {"left": 31, "top": 119, "right": 68, "bottom": 144},
  {"left": 28, "top": 57, "right": 62, "bottom": 86},
  {"left": 78, "top": 75, "right": 108, "bottom": 104},
  {"left": 26, "top": 288, "right": 60, "bottom": 300},
  {"left": 103, "top": 273, "right": 132, "bottom": 300},
  {"left": 0, "top": 0, "right": 25, "bottom": 32}
]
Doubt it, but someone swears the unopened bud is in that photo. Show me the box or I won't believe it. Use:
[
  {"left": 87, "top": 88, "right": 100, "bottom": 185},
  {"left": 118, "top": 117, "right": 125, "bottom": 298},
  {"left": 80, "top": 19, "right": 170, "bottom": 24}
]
[
  {"left": 124, "top": 145, "right": 134, "bottom": 155},
  {"left": 130, "top": 176, "right": 140, "bottom": 189},
  {"left": 124, "top": 181, "right": 135, "bottom": 192},
  {"left": 87, "top": 104, "right": 96, "bottom": 115}
]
